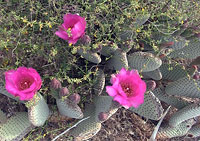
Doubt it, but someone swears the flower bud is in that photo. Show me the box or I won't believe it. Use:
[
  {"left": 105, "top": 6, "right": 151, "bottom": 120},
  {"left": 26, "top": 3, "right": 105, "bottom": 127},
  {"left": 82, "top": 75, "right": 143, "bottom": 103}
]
[
  {"left": 146, "top": 80, "right": 156, "bottom": 91},
  {"left": 192, "top": 65, "right": 198, "bottom": 72},
  {"left": 80, "top": 35, "right": 91, "bottom": 46},
  {"left": 59, "top": 87, "right": 69, "bottom": 96},
  {"left": 69, "top": 93, "right": 80, "bottom": 104},
  {"left": 51, "top": 78, "right": 61, "bottom": 89},
  {"left": 160, "top": 42, "right": 174, "bottom": 48},
  {"left": 98, "top": 112, "right": 108, "bottom": 121},
  {"left": 159, "top": 54, "right": 166, "bottom": 59},
  {"left": 193, "top": 73, "right": 200, "bottom": 80}
]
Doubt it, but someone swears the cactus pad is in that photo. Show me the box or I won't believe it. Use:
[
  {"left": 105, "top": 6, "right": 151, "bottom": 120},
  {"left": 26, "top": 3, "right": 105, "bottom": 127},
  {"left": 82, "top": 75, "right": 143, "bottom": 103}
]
[
  {"left": 129, "top": 91, "right": 164, "bottom": 120},
  {"left": 142, "top": 69, "right": 162, "bottom": 80},
  {"left": 128, "top": 52, "right": 162, "bottom": 72},
  {"left": 94, "top": 96, "right": 119, "bottom": 123},
  {"left": 157, "top": 119, "right": 195, "bottom": 139},
  {"left": 28, "top": 94, "right": 49, "bottom": 126},
  {"left": 106, "top": 49, "right": 128, "bottom": 71},
  {"left": 166, "top": 36, "right": 188, "bottom": 50},
  {"left": 169, "top": 40, "right": 200, "bottom": 59},
  {"left": 77, "top": 48, "right": 101, "bottom": 64},
  {"left": 100, "top": 43, "right": 118, "bottom": 56},
  {"left": 69, "top": 104, "right": 101, "bottom": 140},
  {"left": 0, "top": 109, "right": 7, "bottom": 124},
  {"left": 0, "top": 86, "right": 24, "bottom": 103},
  {"left": 165, "top": 76, "right": 200, "bottom": 98},
  {"left": 159, "top": 63, "right": 195, "bottom": 81},
  {"left": 153, "top": 87, "right": 190, "bottom": 109},
  {"left": 168, "top": 103, "right": 200, "bottom": 127},
  {"left": 187, "top": 124, "right": 200, "bottom": 137},
  {"left": 93, "top": 69, "right": 105, "bottom": 95},
  {"left": 134, "top": 14, "right": 150, "bottom": 27},
  {"left": 56, "top": 98, "right": 83, "bottom": 119},
  {"left": 0, "top": 112, "right": 33, "bottom": 141}
]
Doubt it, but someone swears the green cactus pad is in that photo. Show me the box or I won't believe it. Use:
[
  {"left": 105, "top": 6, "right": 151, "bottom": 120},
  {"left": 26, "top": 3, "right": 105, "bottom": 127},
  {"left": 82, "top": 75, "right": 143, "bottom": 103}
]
[
  {"left": 129, "top": 91, "right": 164, "bottom": 120},
  {"left": 56, "top": 98, "right": 83, "bottom": 119},
  {"left": 159, "top": 63, "right": 195, "bottom": 81},
  {"left": 28, "top": 94, "right": 49, "bottom": 126},
  {"left": 128, "top": 52, "right": 162, "bottom": 72},
  {"left": 165, "top": 36, "right": 188, "bottom": 50},
  {"left": 190, "top": 56, "right": 200, "bottom": 66},
  {"left": 0, "top": 86, "right": 24, "bottom": 103},
  {"left": 69, "top": 104, "right": 101, "bottom": 141},
  {"left": 165, "top": 76, "right": 200, "bottom": 98},
  {"left": 106, "top": 49, "right": 128, "bottom": 71},
  {"left": 100, "top": 43, "right": 118, "bottom": 56},
  {"left": 50, "top": 88, "right": 60, "bottom": 99},
  {"left": 0, "top": 109, "right": 7, "bottom": 124},
  {"left": 142, "top": 69, "right": 162, "bottom": 80},
  {"left": 94, "top": 96, "right": 119, "bottom": 123},
  {"left": 134, "top": 14, "right": 150, "bottom": 27},
  {"left": 180, "top": 27, "right": 195, "bottom": 38},
  {"left": 187, "top": 124, "right": 200, "bottom": 137},
  {"left": 169, "top": 40, "right": 200, "bottom": 59},
  {"left": 157, "top": 119, "right": 195, "bottom": 139},
  {"left": 83, "top": 103, "right": 95, "bottom": 118},
  {"left": 173, "top": 25, "right": 187, "bottom": 36},
  {"left": 168, "top": 103, "right": 200, "bottom": 127},
  {"left": 119, "top": 30, "right": 135, "bottom": 41},
  {"left": 0, "top": 112, "right": 33, "bottom": 141},
  {"left": 153, "top": 87, "right": 191, "bottom": 109},
  {"left": 77, "top": 48, "right": 101, "bottom": 64},
  {"left": 93, "top": 69, "right": 105, "bottom": 96}
]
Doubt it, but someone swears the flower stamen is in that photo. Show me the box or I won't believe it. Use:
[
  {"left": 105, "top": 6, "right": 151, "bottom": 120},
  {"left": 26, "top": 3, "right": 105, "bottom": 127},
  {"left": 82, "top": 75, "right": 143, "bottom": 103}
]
[
  {"left": 121, "top": 83, "right": 133, "bottom": 97},
  {"left": 19, "top": 79, "right": 32, "bottom": 90}
]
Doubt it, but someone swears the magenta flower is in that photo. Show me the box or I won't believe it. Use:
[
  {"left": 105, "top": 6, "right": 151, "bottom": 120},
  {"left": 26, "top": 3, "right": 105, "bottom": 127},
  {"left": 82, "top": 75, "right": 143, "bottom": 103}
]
[
  {"left": 5, "top": 67, "right": 42, "bottom": 101},
  {"left": 106, "top": 68, "right": 146, "bottom": 109},
  {"left": 55, "top": 13, "right": 86, "bottom": 44}
]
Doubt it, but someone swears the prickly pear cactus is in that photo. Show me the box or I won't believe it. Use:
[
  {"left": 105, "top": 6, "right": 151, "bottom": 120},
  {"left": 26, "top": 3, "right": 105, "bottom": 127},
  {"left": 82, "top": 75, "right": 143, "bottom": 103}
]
[
  {"left": 0, "top": 109, "right": 7, "bottom": 124},
  {"left": 128, "top": 52, "right": 162, "bottom": 72},
  {"left": 69, "top": 104, "right": 101, "bottom": 141},
  {"left": 134, "top": 14, "right": 150, "bottom": 27},
  {"left": 106, "top": 49, "right": 128, "bottom": 71},
  {"left": 94, "top": 96, "right": 119, "bottom": 123},
  {"left": 168, "top": 103, "right": 200, "bottom": 127},
  {"left": 0, "top": 112, "right": 33, "bottom": 141},
  {"left": 157, "top": 119, "right": 195, "bottom": 139},
  {"left": 56, "top": 98, "right": 83, "bottom": 119},
  {"left": 100, "top": 42, "right": 118, "bottom": 56},
  {"left": 187, "top": 124, "right": 200, "bottom": 138},
  {"left": 129, "top": 91, "right": 164, "bottom": 120},
  {"left": 153, "top": 87, "right": 191, "bottom": 109},
  {"left": 142, "top": 69, "right": 162, "bottom": 80},
  {"left": 27, "top": 94, "right": 49, "bottom": 126},
  {"left": 166, "top": 36, "right": 188, "bottom": 50},
  {"left": 159, "top": 63, "right": 195, "bottom": 81},
  {"left": 165, "top": 76, "right": 200, "bottom": 98},
  {"left": 0, "top": 86, "right": 24, "bottom": 103},
  {"left": 77, "top": 48, "right": 101, "bottom": 64},
  {"left": 169, "top": 40, "right": 200, "bottom": 59},
  {"left": 93, "top": 69, "right": 105, "bottom": 96}
]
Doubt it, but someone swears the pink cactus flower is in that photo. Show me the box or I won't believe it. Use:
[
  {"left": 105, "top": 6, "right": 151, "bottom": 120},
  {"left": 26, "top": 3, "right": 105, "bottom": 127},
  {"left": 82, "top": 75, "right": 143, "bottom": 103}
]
[
  {"left": 55, "top": 13, "right": 86, "bottom": 44},
  {"left": 106, "top": 68, "right": 146, "bottom": 109},
  {"left": 5, "top": 67, "right": 42, "bottom": 101}
]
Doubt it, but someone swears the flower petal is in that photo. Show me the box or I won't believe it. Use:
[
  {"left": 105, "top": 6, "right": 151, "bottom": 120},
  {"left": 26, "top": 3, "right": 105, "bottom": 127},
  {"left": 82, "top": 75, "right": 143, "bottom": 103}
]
[
  {"left": 55, "top": 30, "right": 69, "bottom": 40},
  {"left": 106, "top": 86, "right": 117, "bottom": 96},
  {"left": 106, "top": 68, "right": 146, "bottom": 109}
]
